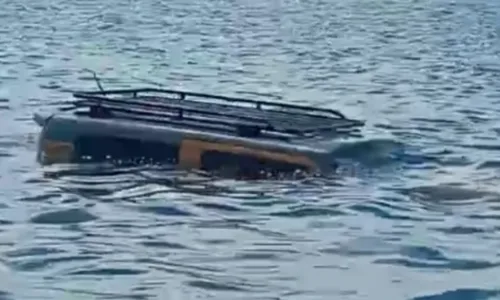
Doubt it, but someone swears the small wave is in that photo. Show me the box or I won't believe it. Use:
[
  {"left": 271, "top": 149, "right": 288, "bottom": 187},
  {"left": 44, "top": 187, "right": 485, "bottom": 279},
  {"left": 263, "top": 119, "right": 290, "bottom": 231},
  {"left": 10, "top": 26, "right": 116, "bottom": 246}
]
[
  {"left": 412, "top": 288, "right": 500, "bottom": 300},
  {"left": 400, "top": 184, "right": 498, "bottom": 204},
  {"left": 29, "top": 207, "right": 97, "bottom": 224},
  {"left": 0, "top": 291, "right": 12, "bottom": 300},
  {"left": 329, "top": 137, "right": 440, "bottom": 169},
  {"left": 329, "top": 138, "right": 406, "bottom": 164}
]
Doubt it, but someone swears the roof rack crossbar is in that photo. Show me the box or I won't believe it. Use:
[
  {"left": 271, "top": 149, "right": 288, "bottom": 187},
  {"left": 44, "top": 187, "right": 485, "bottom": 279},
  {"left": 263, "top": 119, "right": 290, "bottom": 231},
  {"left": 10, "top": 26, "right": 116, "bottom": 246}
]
[
  {"left": 71, "top": 101, "right": 298, "bottom": 141},
  {"left": 72, "top": 87, "right": 348, "bottom": 119},
  {"left": 72, "top": 100, "right": 271, "bottom": 129},
  {"left": 69, "top": 93, "right": 363, "bottom": 135},
  {"left": 71, "top": 96, "right": 286, "bottom": 128},
  {"left": 72, "top": 99, "right": 363, "bottom": 138},
  {"left": 72, "top": 93, "right": 277, "bottom": 127}
]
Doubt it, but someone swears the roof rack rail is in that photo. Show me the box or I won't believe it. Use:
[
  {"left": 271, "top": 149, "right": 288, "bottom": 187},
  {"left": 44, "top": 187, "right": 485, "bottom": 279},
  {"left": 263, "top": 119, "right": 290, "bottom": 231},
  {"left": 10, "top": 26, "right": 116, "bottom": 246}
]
[
  {"left": 73, "top": 88, "right": 348, "bottom": 119},
  {"left": 67, "top": 87, "right": 364, "bottom": 140}
]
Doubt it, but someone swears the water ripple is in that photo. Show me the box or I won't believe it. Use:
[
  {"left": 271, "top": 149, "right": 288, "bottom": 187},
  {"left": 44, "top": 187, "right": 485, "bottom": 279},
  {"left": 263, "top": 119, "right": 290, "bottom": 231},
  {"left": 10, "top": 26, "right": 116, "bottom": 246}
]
[
  {"left": 412, "top": 288, "right": 500, "bottom": 300},
  {"left": 2, "top": 0, "right": 500, "bottom": 299}
]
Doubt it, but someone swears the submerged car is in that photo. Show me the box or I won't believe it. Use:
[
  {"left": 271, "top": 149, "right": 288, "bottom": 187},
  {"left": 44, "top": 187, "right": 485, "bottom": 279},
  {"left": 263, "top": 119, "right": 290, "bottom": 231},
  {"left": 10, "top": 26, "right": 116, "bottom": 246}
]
[{"left": 33, "top": 86, "right": 365, "bottom": 178}]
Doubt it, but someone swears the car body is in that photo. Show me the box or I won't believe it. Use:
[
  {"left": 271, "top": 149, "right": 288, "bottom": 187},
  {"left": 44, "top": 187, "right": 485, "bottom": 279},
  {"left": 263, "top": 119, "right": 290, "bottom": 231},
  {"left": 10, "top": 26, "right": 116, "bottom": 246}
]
[{"left": 33, "top": 87, "right": 364, "bottom": 178}]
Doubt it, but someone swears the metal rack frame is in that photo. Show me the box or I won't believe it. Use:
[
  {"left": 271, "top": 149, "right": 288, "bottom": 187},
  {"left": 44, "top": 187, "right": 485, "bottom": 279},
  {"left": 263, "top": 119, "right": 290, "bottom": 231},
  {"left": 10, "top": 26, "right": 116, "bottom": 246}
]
[{"left": 67, "top": 87, "right": 364, "bottom": 140}]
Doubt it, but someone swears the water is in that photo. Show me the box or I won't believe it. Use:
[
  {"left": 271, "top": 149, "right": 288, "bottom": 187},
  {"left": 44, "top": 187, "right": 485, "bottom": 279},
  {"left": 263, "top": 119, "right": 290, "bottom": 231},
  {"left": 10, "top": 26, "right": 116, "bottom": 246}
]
[{"left": 1, "top": 0, "right": 500, "bottom": 299}]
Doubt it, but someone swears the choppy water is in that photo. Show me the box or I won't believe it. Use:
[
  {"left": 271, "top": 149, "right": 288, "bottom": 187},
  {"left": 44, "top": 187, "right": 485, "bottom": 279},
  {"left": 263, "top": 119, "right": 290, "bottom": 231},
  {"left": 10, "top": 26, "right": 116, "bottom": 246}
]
[{"left": 1, "top": 0, "right": 500, "bottom": 299}]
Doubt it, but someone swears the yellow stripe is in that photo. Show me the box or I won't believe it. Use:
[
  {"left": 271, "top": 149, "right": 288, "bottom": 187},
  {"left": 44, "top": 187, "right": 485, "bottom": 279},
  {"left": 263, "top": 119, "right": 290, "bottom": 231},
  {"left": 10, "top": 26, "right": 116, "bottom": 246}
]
[
  {"left": 41, "top": 139, "right": 74, "bottom": 164},
  {"left": 179, "top": 139, "right": 317, "bottom": 171}
]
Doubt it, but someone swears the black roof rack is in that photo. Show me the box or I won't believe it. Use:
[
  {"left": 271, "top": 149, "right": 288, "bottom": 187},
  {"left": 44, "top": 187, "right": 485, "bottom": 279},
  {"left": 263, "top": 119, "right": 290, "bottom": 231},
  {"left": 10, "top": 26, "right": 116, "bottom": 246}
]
[{"left": 66, "top": 87, "right": 364, "bottom": 140}]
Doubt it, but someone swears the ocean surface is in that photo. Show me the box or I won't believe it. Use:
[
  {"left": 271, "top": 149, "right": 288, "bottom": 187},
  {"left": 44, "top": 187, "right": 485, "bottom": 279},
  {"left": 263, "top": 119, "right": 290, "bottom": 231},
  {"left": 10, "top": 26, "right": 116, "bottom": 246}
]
[{"left": 1, "top": 0, "right": 500, "bottom": 299}]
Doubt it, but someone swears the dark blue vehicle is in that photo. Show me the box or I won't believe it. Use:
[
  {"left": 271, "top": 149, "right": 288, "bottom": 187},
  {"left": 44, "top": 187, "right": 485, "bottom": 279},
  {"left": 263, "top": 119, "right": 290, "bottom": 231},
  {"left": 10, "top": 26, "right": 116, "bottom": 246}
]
[{"left": 33, "top": 86, "right": 364, "bottom": 178}]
